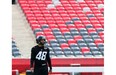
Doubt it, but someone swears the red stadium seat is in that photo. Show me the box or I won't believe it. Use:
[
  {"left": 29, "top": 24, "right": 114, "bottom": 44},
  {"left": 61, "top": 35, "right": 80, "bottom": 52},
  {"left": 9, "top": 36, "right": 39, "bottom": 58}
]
[
  {"left": 69, "top": 0, "right": 78, "bottom": 4},
  {"left": 38, "top": 20, "right": 47, "bottom": 25},
  {"left": 49, "top": 24, "right": 59, "bottom": 29},
  {"left": 60, "top": 28, "right": 70, "bottom": 33},
  {"left": 82, "top": 20, "right": 91, "bottom": 25},
  {"left": 78, "top": 14, "right": 86, "bottom": 17},
  {"left": 58, "top": 24, "right": 67, "bottom": 29},
  {"left": 60, "top": 43, "right": 69, "bottom": 49},
  {"left": 90, "top": 20, "right": 100, "bottom": 24},
  {"left": 27, "top": 16, "right": 36, "bottom": 22},
  {"left": 56, "top": 20, "right": 65, "bottom": 24},
  {"left": 94, "top": 1, "right": 103, "bottom": 4},
  {"left": 43, "top": 28, "right": 52, "bottom": 32},
  {"left": 47, "top": 20, "right": 56, "bottom": 24},
  {"left": 85, "top": 1, "right": 94, "bottom": 4},
  {"left": 33, "top": 10, "right": 42, "bottom": 14},
  {"left": 93, "top": 24, "right": 102, "bottom": 29},
  {"left": 100, "top": 35, "right": 104, "bottom": 42},
  {"left": 28, "top": 20, "right": 39, "bottom": 25},
  {"left": 36, "top": 32, "right": 45, "bottom": 37},
  {"left": 81, "top": 47, "right": 90, "bottom": 53},
  {"left": 94, "top": 39, "right": 103, "bottom": 45},
  {"left": 89, "top": 17, "right": 97, "bottom": 21},
  {"left": 68, "top": 39, "right": 76, "bottom": 44},
  {"left": 75, "top": 24, "right": 85, "bottom": 29},
  {"left": 90, "top": 7, "right": 99, "bottom": 11},
  {"left": 46, "top": 35, "right": 55, "bottom": 40},
  {"left": 88, "top": 4, "right": 97, "bottom": 8},
  {"left": 74, "top": 21, "right": 82, "bottom": 25},
  {"left": 44, "top": 1, "right": 52, "bottom": 5},
  {"left": 31, "top": 24, "right": 41, "bottom": 31},
  {"left": 18, "top": 0, "right": 28, "bottom": 4},
  {"left": 80, "top": 17, "right": 89, "bottom": 21},
  {"left": 67, "top": 24, "right": 76, "bottom": 29},
  {"left": 44, "top": 32, "right": 54, "bottom": 36},
  {"left": 72, "top": 7, "right": 82, "bottom": 11},
  {"left": 97, "top": 17, "right": 104, "bottom": 21},
  {"left": 80, "top": 4, "right": 88, "bottom": 9},
  {"left": 74, "top": 35, "right": 83, "bottom": 41},
  {"left": 75, "top": 11, "right": 84, "bottom": 14},
  {"left": 87, "top": 28, "right": 97, "bottom": 33}
]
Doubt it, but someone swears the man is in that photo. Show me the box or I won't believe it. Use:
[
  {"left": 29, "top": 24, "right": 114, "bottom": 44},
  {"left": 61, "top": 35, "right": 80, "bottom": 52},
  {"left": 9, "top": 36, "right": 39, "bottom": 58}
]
[{"left": 30, "top": 36, "right": 52, "bottom": 75}]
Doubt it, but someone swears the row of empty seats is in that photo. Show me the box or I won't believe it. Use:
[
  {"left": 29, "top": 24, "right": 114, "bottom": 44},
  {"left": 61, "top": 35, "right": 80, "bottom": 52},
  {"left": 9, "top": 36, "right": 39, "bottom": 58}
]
[
  {"left": 12, "top": 38, "right": 21, "bottom": 57},
  {"left": 18, "top": 0, "right": 104, "bottom": 57}
]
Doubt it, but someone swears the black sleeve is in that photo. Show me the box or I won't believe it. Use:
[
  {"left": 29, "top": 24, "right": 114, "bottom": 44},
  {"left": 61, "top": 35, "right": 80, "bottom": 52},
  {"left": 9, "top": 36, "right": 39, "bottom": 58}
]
[
  {"left": 30, "top": 47, "right": 35, "bottom": 68},
  {"left": 46, "top": 48, "right": 52, "bottom": 69}
]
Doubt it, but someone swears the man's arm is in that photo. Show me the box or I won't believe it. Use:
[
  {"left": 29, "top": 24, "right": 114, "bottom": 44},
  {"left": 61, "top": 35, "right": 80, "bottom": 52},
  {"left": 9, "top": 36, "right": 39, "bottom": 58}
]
[
  {"left": 46, "top": 48, "right": 52, "bottom": 71},
  {"left": 30, "top": 48, "right": 35, "bottom": 68}
]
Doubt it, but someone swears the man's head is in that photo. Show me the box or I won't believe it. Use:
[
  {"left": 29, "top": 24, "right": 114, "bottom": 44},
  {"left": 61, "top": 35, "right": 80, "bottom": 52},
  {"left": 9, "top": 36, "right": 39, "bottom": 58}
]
[{"left": 36, "top": 36, "right": 46, "bottom": 46}]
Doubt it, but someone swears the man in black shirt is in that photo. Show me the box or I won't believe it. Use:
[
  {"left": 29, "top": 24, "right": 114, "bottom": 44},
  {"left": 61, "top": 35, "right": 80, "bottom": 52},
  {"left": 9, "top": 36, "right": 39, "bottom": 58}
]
[{"left": 30, "top": 36, "right": 52, "bottom": 75}]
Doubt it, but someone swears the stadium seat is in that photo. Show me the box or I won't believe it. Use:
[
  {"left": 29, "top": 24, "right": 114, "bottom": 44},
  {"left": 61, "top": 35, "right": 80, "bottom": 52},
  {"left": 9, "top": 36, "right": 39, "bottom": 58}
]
[
  {"left": 92, "top": 51, "right": 103, "bottom": 57},
  {"left": 81, "top": 47, "right": 90, "bottom": 53},
  {"left": 53, "top": 32, "right": 62, "bottom": 36},
  {"left": 68, "top": 39, "right": 76, "bottom": 45},
  {"left": 82, "top": 35, "right": 92, "bottom": 39},
  {"left": 90, "top": 47, "right": 99, "bottom": 51},
  {"left": 12, "top": 39, "right": 21, "bottom": 57},
  {"left": 87, "top": 43, "right": 97, "bottom": 48},
  {"left": 74, "top": 35, "right": 83, "bottom": 41},
  {"left": 78, "top": 43, "right": 88, "bottom": 48},
  {"left": 51, "top": 43, "right": 60, "bottom": 47},
  {"left": 77, "top": 39, "right": 85, "bottom": 43},
  {"left": 54, "top": 50, "right": 65, "bottom": 57},
  {"left": 94, "top": 39, "right": 103, "bottom": 45},
  {"left": 70, "top": 46, "right": 80, "bottom": 52},
  {"left": 83, "top": 52, "right": 93, "bottom": 57},
  {"left": 65, "top": 35, "right": 73, "bottom": 40},
  {"left": 57, "top": 39, "right": 67, "bottom": 44},
  {"left": 60, "top": 43, "right": 69, "bottom": 49},
  {"left": 55, "top": 35, "right": 65, "bottom": 39},
  {"left": 84, "top": 38, "right": 94, "bottom": 43},
  {"left": 49, "top": 51, "right": 56, "bottom": 57},
  {"left": 52, "top": 47, "right": 62, "bottom": 51},
  {"left": 73, "top": 51, "right": 84, "bottom": 57},
  {"left": 63, "top": 50, "right": 74, "bottom": 57},
  {"left": 49, "top": 39, "right": 58, "bottom": 44},
  {"left": 85, "top": 24, "right": 93, "bottom": 29}
]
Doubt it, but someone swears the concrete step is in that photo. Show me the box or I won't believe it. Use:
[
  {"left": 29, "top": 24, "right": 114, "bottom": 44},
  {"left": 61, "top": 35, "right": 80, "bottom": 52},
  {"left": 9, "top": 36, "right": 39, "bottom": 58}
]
[{"left": 12, "top": 4, "right": 36, "bottom": 58}]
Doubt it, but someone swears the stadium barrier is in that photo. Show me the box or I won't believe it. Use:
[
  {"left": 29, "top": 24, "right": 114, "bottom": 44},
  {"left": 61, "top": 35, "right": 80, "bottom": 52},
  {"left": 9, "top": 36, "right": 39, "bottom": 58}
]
[
  {"left": 26, "top": 66, "right": 103, "bottom": 75},
  {"left": 12, "top": 58, "right": 104, "bottom": 74},
  {"left": 12, "top": 70, "right": 19, "bottom": 75}
]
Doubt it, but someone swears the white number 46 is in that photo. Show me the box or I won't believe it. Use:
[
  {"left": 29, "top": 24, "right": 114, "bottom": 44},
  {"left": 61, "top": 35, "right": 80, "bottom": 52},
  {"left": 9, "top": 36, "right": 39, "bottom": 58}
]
[{"left": 36, "top": 51, "right": 47, "bottom": 60}]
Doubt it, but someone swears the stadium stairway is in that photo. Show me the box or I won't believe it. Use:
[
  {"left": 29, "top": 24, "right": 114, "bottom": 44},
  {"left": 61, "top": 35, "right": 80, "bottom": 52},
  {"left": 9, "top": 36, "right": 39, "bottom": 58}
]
[{"left": 12, "top": 4, "right": 36, "bottom": 58}]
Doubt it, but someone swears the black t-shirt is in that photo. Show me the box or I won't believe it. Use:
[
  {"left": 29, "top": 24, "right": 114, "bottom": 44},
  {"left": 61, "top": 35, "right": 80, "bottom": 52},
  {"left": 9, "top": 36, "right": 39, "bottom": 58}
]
[{"left": 30, "top": 45, "right": 52, "bottom": 69}]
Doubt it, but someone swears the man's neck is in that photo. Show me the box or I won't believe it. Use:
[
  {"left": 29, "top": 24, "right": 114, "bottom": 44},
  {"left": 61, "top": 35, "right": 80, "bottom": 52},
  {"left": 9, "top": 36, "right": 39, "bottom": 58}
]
[{"left": 38, "top": 45, "right": 44, "bottom": 47}]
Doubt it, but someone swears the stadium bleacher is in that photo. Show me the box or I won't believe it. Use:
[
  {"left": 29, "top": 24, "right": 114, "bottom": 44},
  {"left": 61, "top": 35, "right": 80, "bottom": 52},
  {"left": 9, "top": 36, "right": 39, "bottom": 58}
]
[{"left": 17, "top": 0, "right": 104, "bottom": 58}]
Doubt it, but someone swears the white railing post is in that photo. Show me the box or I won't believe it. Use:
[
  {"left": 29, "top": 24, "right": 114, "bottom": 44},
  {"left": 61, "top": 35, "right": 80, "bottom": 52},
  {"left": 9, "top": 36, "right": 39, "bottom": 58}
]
[{"left": 70, "top": 64, "right": 81, "bottom": 75}]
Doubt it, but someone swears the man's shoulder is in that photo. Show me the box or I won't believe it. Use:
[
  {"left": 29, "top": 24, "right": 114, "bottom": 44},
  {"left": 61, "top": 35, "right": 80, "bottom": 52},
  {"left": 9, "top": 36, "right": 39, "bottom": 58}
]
[
  {"left": 32, "top": 45, "right": 38, "bottom": 49},
  {"left": 46, "top": 47, "right": 50, "bottom": 52}
]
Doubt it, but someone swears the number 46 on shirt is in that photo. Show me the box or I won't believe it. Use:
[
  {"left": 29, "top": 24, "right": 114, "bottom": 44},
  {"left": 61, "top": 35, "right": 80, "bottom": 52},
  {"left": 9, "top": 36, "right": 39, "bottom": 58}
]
[{"left": 36, "top": 51, "right": 47, "bottom": 60}]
